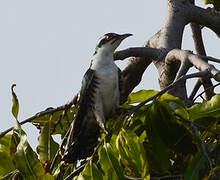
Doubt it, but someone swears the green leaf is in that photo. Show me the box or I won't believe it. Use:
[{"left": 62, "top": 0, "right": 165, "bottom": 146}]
[
  {"left": 116, "top": 129, "right": 149, "bottom": 178},
  {"left": 0, "top": 135, "right": 12, "bottom": 153},
  {"left": 152, "top": 102, "right": 197, "bottom": 154},
  {"left": 203, "top": 0, "right": 214, "bottom": 5},
  {"left": 11, "top": 84, "right": 19, "bottom": 119},
  {"left": 39, "top": 173, "right": 55, "bottom": 180},
  {"left": 32, "top": 107, "right": 77, "bottom": 136},
  {"left": 98, "top": 142, "right": 124, "bottom": 180},
  {"left": 186, "top": 94, "right": 220, "bottom": 121},
  {"left": 10, "top": 122, "right": 46, "bottom": 180},
  {"left": 158, "top": 93, "right": 186, "bottom": 108},
  {"left": 143, "top": 104, "right": 171, "bottom": 174},
  {"left": 127, "top": 90, "right": 158, "bottom": 104},
  {"left": 37, "top": 121, "right": 59, "bottom": 162},
  {"left": 0, "top": 152, "right": 15, "bottom": 178},
  {"left": 184, "top": 152, "right": 207, "bottom": 180},
  {"left": 76, "top": 160, "right": 103, "bottom": 180},
  {"left": 0, "top": 135, "right": 16, "bottom": 178}
]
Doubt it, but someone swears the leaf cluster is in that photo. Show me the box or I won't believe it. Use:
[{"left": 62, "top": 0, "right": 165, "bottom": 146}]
[{"left": 0, "top": 88, "right": 219, "bottom": 180}]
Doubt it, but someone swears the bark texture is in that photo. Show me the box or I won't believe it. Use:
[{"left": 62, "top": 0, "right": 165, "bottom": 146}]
[{"left": 114, "top": 0, "right": 220, "bottom": 105}]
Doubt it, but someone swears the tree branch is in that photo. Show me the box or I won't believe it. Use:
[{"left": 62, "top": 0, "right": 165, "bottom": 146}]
[
  {"left": 0, "top": 95, "right": 77, "bottom": 138},
  {"left": 165, "top": 49, "right": 220, "bottom": 82},
  {"left": 193, "top": 82, "right": 220, "bottom": 102},
  {"left": 188, "top": 4, "right": 220, "bottom": 37},
  {"left": 114, "top": 47, "right": 165, "bottom": 61},
  {"left": 190, "top": 16, "right": 214, "bottom": 100},
  {"left": 130, "top": 70, "right": 209, "bottom": 113}
]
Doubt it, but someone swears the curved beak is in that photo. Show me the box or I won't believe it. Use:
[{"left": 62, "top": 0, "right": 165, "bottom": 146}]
[{"left": 119, "top": 33, "right": 133, "bottom": 40}]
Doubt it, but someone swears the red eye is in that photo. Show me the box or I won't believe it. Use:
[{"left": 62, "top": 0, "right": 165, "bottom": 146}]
[{"left": 106, "top": 34, "right": 114, "bottom": 40}]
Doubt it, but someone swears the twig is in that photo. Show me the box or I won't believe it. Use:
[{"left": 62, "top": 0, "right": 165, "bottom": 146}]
[
  {"left": 62, "top": 111, "right": 129, "bottom": 179},
  {"left": 0, "top": 96, "right": 77, "bottom": 138},
  {"left": 189, "top": 79, "right": 202, "bottom": 100},
  {"left": 150, "top": 174, "right": 183, "bottom": 180},
  {"left": 190, "top": 19, "right": 215, "bottom": 100},
  {"left": 130, "top": 70, "right": 209, "bottom": 114},
  {"left": 202, "top": 56, "right": 220, "bottom": 63},
  {"left": 193, "top": 122, "right": 220, "bottom": 135},
  {"left": 49, "top": 122, "right": 72, "bottom": 173},
  {"left": 0, "top": 169, "right": 20, "bottom": 180},
  {"left": 174, "top": 113, "right": 213, "bottom": 170},
  {"left": 124, "top": 175, "right": 142, "bottom": 180},
  {"left": 63, "top": 163, "right": 86, "bottom": 180},
  {"left": 193, "top": 82, "right": 220, "bottom": 102}
]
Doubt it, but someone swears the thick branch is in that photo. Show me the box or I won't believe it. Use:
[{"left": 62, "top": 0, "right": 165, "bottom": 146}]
[
  {"left": 188, "top": 4, "right": 220, "bottom": 36},
  {"left": 190, "top": 21, "right": 214, "bottom": 100},
  {"left": 165, "top": 49, "right": 220, "bottom": 82},
  {"left": 114, "top": 47, "right": 165, "bottom": 61}
]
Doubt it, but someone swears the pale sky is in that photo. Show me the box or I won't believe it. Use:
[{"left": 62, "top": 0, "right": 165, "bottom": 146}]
[{"left": 0, "top": 1, "right": 219, "bottom": 149}]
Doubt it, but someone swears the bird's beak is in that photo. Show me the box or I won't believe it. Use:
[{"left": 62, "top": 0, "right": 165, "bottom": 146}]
[{"left": 119, "top": 33, "right": 133, "bottom": 40}]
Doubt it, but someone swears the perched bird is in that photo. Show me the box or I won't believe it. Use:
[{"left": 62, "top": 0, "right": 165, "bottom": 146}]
[{"left": 63, "top": 33, "right": 132, "bottom": 163}]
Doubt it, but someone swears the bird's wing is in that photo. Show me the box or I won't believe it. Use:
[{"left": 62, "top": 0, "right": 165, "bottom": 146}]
[
  {"left": 118, "top": 67, "right": 123, "bottom": 104},
  {"left": 63, "top": 68, "right": 101, "bottom": 163},
  {"left": 66, "top": 68, "right": 98, "bottom": 147}
]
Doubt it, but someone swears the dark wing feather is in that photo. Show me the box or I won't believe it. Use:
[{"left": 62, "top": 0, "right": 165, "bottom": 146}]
[{"left": 63, "top": 68, "right": 100, "bottom": 163}]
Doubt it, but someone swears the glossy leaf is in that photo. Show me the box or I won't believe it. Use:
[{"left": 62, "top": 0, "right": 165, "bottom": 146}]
[
  {"left": 144, "top": 104, "right": 171, "bottom": 174},
  {"left": 99, "top": 142, "right": 124, "bottom": 180},
  {"left": 76, "top": 160, "right": 103, "bottom": 180},
  {"left": 39, "top": 173, "right": 55, "bottom": 180},
  {"left": 116, "top": 129, "right": 149, "bottom": 178},
  {"left": 0, "top": 135, "right": 15, "bottom": 178},
  {"left": 127, "top": 90, "right": 158, "bottom": 104},
  {"left": 10, "top": 122, "right": 46, "bottom": 180},
  {"left": 11, "top": 84, "right": 19, "bottom": 119},
  {"left": 183, "top": 94, "right": 220, "bottom": 121},
  {"left": 32, "top": 107, "right": 77, "bottom": 135},
  {"left": 184, "top": 152, "right": 207, "bottom": 180},
  {"left": 152, "top": 101, "right": 197, "bottom": 154},
  {"left": 158, "top": 93, "right": 186, "bottom": 108},
  {"left": 37, "top": 121, "right": 59, "bottom": 162}
]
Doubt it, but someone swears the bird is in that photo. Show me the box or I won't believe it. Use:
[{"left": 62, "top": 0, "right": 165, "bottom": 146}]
[{"left": 63, "top": 33, "right": 132, "bottom": 163}]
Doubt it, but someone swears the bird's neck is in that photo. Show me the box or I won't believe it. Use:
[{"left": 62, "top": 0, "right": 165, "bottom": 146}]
[{"left": 91, "top": 49, "right": 114, "bottom": 68}]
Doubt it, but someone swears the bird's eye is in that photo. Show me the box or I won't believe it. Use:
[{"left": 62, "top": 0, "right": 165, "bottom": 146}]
[{"left": 106, "top": 34, "right": 114, "bottom": 40}]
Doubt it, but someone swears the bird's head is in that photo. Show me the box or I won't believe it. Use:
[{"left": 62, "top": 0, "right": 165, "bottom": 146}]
[{"left": 94, "top": 33, "right": 132, "bottom": 54}]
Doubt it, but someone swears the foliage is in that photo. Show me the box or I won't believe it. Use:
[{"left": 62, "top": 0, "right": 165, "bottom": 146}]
[{"left": 0, "top": 88, "right": 219, "bottom": 180}]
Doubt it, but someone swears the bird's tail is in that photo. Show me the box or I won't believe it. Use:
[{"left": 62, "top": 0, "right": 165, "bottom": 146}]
[{"left": 63, "top": 120, "right": 100, "bottom": 164}]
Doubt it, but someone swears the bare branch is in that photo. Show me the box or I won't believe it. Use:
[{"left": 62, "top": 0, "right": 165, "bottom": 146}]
[
  {"left": 202, "top": 56, "right": 220, "bottom": 63},
  {"left": 0, "top": 96, "right": 77, "bottom": 138},
  {"left": 118, "top": 31, "right": 166, "bottom": 104},
  {"left": 188, "top": 4, "right": 220, "bottom": 37},
  {"left": 114, "top": 47, "right": 165, "bottom": 61},
  {"left": 130, "top": 70, "right": 209, "bottom": 113},
  {"left": 193, "top": 83, "right": 220, "bottom": 102},
  {"left": 119, "top": 56, "right": 152, "bottom": 104},
  {"left": 190, "top": 18, "right": 214, "bottom": 100},
  {"left": 189, "top": 80, "right": 202, "bottom": 100},
  {"left": 63, "top": 163, "right": 86, "bottom": 180},
  {"left": 165, "top": 49, "right": 220, "bottom": 82}
]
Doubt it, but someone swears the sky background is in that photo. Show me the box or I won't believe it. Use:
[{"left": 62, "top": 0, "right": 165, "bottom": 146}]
[{"left": 0, "top": 1, "right": 219, "bottom": 150}]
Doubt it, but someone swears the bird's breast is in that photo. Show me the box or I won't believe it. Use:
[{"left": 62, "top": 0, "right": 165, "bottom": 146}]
[{"left": 95, "top": 64, "right": 120, "bottom": 118}]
